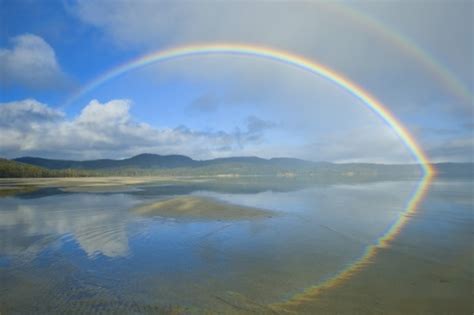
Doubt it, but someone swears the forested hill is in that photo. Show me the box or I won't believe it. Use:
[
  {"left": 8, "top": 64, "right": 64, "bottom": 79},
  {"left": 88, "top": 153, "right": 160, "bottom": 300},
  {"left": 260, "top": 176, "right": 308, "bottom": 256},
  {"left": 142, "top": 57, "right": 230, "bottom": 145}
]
[
  {"left": 14, "top": 154, "right": 317, "bottom": 170},
  {"left": 0, "top": 159, "right": 90, "bottom": 178},
  {"left": 1, "top": 153, "right": 471, "bottom": 178}
]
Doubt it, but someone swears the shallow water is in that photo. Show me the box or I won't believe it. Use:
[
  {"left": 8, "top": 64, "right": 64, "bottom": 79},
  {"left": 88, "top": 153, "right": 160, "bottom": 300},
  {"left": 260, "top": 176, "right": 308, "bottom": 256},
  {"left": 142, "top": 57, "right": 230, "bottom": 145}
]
[{"left": 0, "top": 178, "right": 472, "bottom": 314}]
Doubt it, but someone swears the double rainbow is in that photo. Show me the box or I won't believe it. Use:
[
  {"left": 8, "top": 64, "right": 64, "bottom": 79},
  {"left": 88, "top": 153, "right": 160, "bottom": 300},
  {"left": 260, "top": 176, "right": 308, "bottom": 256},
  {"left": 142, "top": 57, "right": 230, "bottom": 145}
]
[
  {"left": 66, "top": 43, "right": 435, "bottom": 307},
  {"left": 65, "top": 43, "right": 434, "bottom": 174},
  {"left": 326, "top": 2, "right": 472, "bottom": 107}
]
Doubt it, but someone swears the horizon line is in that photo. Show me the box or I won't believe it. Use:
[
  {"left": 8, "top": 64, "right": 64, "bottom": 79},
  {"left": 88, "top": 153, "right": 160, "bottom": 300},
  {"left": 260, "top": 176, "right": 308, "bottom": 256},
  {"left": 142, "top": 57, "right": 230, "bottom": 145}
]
[{"left": 7, "top": 153, "right": 470, "bottom": 165}]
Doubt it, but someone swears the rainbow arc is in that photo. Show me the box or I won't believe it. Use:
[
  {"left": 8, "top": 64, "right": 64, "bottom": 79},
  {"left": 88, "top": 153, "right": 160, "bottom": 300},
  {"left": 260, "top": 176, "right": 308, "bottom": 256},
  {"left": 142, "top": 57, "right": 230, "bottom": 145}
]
[{"left": 64, "top": 43, "right": 435, "bottom": 306}]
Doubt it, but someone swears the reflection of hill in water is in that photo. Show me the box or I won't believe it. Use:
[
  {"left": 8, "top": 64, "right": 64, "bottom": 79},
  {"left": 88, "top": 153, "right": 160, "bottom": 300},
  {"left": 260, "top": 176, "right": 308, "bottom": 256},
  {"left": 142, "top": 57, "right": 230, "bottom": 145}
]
[
  {"left": 0, "top": 194, "right": 135, "bottom": 258},
  {"left": 11, "top": 176, "right": 417, "bottom": 200},
  {"left": 0, "top": 179, "right": 417, "bottom": 261},
  {"left": 11, "top": 178, "right": 318, "bottom": 199},
  {"left": 4, "top": 179, "right": 455, "bottom": 313}
]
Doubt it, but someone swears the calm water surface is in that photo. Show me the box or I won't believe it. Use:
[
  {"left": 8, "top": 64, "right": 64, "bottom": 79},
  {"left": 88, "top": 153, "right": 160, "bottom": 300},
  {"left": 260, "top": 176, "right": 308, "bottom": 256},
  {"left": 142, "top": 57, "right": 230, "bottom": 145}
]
[{"left": 0, "top": 179, "right": 472, "bottom": 314}]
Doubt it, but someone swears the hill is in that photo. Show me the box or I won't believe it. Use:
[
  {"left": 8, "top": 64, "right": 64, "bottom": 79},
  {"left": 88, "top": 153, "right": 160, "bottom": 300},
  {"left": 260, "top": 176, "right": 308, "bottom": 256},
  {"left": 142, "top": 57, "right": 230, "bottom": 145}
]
[
  {"left": 5, "top": 153, "right": 472, "bottom": 179},
  {"left": 10, "top": 153, "right": 424, "bottom": 179},
  {"left": 0, "top": 158, "right": 58, "bottom": 178},
  {"left": 14, "top": 153, "right": 196, "bottom": 170},
  {"left": 14, "top": 154, "right": 316, "bottom": 171}
]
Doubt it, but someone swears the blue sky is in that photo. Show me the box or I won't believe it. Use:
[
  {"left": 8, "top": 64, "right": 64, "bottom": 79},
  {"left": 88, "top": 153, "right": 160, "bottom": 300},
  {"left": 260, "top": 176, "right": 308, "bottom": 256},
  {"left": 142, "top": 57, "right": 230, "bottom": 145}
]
[{"left": 0, "top": 0, "right": 472, "bottom": 162}]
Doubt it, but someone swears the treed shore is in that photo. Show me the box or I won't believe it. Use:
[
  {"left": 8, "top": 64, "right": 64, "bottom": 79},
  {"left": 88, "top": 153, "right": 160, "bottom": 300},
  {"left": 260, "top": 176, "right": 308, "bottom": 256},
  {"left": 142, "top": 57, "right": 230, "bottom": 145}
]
[{"left": 1, "top": 156, "right": 472, "bottom": 179}]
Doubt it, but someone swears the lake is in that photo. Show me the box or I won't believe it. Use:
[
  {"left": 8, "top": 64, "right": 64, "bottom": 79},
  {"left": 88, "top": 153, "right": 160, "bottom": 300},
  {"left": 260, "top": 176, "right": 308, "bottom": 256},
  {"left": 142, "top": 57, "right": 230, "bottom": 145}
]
[{"left": 0, "top": 177, "right": 471, "bottom": 314}]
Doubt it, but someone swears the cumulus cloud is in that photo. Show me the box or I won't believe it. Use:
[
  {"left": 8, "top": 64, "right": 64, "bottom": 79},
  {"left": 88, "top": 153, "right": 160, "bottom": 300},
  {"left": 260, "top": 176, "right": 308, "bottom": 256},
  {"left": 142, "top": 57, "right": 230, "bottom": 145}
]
[
  {"left": 76, "top": 99, "right": 132, "bottom": 125},
  {"left": 0, "top": 98, "right": 64, "bottom": 127},
  {"left": 0, "top": 99, "right": 277, "bottom": 160},
  {"left": 0, "top": 34, "right": 67, "bottom": 89},
  {"left": 0, "top": 98, "right": 467, "bottom": 162}
]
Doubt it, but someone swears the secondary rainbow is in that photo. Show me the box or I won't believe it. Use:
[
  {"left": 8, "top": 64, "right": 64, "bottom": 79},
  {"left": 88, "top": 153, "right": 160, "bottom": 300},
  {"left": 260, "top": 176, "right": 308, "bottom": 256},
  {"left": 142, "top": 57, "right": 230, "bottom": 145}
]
[
  {"left": 64, "top": 43, "right": 434, "bottom": 176},
  {"left": 326, "top": 2, "right": 472, "bottom": 107}
]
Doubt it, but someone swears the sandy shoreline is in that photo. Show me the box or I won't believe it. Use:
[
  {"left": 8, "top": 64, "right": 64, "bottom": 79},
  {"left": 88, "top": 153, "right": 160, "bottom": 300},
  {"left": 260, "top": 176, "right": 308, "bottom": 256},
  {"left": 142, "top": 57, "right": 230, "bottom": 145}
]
[{"left": 0, "top": 176, "right": 198, "bottom": 196}]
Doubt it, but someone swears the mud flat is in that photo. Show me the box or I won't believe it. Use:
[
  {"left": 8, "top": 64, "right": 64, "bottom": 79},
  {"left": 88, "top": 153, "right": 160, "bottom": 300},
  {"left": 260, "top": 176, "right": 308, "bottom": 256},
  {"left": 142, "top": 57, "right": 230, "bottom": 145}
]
[
  {"left": 0, "top": 177, "right": 196, "bottom": 196},
  {"left": 132, "top": 195, "right": 274, "bottom": 221}
]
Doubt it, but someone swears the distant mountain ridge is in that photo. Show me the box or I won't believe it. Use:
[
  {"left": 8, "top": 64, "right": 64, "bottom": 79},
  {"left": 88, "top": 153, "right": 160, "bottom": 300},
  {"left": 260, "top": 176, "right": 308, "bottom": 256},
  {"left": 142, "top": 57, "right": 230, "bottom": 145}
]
[
  {"left": 14, "top": 153, "right": 319, "bottom": 170},
  {"left": 6, "top": 153, "right": 473, "bottom": 179}
]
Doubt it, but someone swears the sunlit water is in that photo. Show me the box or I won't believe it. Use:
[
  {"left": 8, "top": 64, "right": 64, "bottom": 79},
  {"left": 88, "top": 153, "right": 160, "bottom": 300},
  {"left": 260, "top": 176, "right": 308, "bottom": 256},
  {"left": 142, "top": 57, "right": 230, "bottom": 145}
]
[{"left": 0, "top": 179, "right": 472, "bottom": 314}]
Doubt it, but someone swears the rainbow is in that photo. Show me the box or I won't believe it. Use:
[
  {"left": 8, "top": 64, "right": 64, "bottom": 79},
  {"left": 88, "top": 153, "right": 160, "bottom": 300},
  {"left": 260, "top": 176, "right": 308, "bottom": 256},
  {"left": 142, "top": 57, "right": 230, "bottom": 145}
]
[
  {"left": 326, "top": 2, "right": 472, "bottom": 107},
  {"left": 272, "top": 173, "right": 432, "bottom": 311},
  {"left": 65, "top": 43, "right": 435, "bottom": 307},
  {"left": 65, "top": 43, "right": 433, "bottom": 174}
]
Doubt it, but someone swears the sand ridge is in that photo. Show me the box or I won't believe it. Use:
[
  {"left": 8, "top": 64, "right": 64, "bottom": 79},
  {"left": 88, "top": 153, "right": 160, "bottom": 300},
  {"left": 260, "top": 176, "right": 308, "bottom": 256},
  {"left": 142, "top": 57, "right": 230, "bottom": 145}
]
[{"left": 132, "top": 195, "right": 274, "bottom": 221}]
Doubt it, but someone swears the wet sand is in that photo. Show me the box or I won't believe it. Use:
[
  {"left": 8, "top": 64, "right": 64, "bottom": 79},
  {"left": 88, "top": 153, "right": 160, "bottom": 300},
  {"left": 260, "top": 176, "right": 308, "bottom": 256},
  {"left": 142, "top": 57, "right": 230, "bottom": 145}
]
[
  {"left": 132, "top": 196, "right": 274, "bottom": 221},
  {"left": 273, "top": 248, "right": 472, "bottom": 315},
  {"left": 0, "top": 177, "right": 190, "bottom": 196},
  {"left": 0, "top": 179, "right": 471, "bottom": 314},
  {"left": 272, "top": 181, "right": 473, "bottom": 314}
]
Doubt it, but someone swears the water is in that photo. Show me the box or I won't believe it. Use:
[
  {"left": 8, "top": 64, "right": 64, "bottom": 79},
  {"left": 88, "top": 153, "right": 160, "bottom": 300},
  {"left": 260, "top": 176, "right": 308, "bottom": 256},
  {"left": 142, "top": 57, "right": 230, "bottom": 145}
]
[{"left": 0, "top": 178, "right": 472, "bottom": 314}]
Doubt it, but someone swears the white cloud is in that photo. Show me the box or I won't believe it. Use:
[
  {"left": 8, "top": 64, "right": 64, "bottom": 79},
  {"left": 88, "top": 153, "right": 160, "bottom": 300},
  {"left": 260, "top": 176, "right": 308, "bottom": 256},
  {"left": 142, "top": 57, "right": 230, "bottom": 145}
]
[
  {"left": 0, "top": 99, "right": 278, "bottom": 160},
  {"left": 0, "top": 98, "right": 64, "bottom": 126},
  {"left": 1, "top": 98, "right": 467, "bottom": 162},
  {"left": 77, "top": 99, "right": 131, "bottom": 125},
  {"left": 0, "top": 195, "right": 133, "bottom": 258},
  {"left": 0, "top": 34, "right": 67, "bottom": 89}
]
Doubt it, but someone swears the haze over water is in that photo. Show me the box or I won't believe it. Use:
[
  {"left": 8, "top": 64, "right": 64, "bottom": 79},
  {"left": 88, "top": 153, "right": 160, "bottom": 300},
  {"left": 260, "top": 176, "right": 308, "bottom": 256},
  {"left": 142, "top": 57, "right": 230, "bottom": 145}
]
[{"left": 0, "top": 178, "right": 471, "bottom": 314}]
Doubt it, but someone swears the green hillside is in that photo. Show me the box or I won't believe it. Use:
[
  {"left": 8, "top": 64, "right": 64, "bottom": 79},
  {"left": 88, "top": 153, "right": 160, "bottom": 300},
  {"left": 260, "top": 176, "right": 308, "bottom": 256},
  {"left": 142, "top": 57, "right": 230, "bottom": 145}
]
[
  {"left": 0, "top": 159, "right": 92, "bottom": 178},
  {"left": 3, "top": 154, "right": 472, "bottom": 179},
  {"left": 7, "top": 154, "right": 425, "bottom": 179},
  {"left": 0, "top": 158, "right": 56, "bottom": 177}
]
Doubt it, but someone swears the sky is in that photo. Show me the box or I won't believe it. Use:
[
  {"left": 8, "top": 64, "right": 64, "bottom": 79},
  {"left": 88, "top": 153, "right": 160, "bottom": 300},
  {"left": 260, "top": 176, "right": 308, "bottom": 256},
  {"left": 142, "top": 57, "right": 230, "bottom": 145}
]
[{"left": 0, "top": 0, "right": 472, "bottom": 163}]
